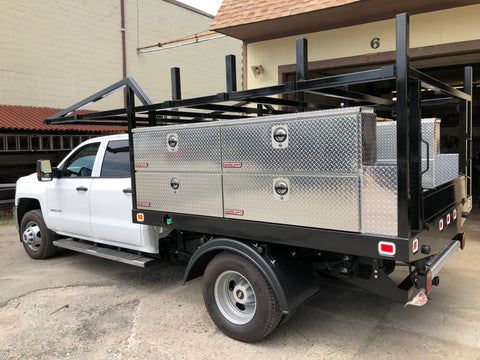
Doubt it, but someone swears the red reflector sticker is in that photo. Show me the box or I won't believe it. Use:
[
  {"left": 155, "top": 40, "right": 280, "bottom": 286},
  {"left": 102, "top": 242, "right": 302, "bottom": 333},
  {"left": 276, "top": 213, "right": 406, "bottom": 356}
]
[
  {"left": 378, "top": 241, "right": 396, "bottom": 256},
  {"left": 225, "top": 209, "right": 244, "bottom": 216},
  {"left": 135, "top": 163, "right": 148, "bottom": 168},
  {"left": 137, "top": 201, "right": 150, "bottom": 207},
  {"left": 223, "top": 162, "right": 242, "bottom": 168},
  {"left": 439, "top": 219, "right": 444, "bottom": 231},
  {"left": 453, "top": 209, "right": 457, "bottom": 220},
  {"left": 413, "top": 238, "right": 419, "bottom": 254}
]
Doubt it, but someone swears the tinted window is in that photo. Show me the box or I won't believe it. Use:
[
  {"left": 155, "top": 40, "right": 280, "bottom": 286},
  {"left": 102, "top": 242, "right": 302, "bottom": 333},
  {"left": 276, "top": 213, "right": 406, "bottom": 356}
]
[
  {"left": 63, "top": 143, "right": 100, "bottom": 178},
  {"left": 101, "top": 140, "right": 130, "bottom": 178}
]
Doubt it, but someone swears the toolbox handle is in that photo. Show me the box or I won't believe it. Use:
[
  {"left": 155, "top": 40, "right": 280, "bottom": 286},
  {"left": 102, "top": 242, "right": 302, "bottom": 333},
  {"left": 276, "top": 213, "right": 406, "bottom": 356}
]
[{"left": 421, "top": 139, "right": 430, "bottom": 175}]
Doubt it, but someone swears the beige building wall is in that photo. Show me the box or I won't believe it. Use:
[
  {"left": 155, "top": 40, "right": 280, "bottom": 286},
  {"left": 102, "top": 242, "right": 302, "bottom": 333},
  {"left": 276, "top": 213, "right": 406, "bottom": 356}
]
[
  {"left": 0, "top": 0, "right": 242, "bottom": 110},
  {"left": 246, "top": 4, "right": 480, "bottom": 89},
  {"left": 125, "top": 0, "right": 242, "bottom": 102}
]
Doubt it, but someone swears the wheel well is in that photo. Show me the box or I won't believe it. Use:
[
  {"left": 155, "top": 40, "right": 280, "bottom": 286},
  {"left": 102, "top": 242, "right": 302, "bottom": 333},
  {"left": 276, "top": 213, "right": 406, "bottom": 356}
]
[
  {"left": 184, "top": 238, "right": 319, "bottom": 314},
  {"left": 17, "top": 198, "right": 41, "bottom": 228},
  {"left": 184, "top": 249, "right": 222, "bottom": 282}
]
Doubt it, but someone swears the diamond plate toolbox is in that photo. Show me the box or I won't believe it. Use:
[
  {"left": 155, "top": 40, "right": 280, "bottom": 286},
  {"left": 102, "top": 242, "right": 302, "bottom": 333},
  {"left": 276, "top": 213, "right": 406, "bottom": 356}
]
[
  {"left": 223, "top": 174, "right": 360, "bottom": 232},
  {"left": 133, "top": 126, "right": 221, "bottom": 172},
  {"left": 135, "top": 172, "right": 223, "bottom": 217},
  {"left": 376, "top": 119, "right": 458, "bottom": 188},
  {"left": 422, "top": 154, "right": 459, "bottom": 189},
  {"left": 132, "top": 107, "right": 377, "bottom": 232},
  {"left": 376, "top": 118, "right": 440, "bottom": 161},
  {"left": 362, "top": 166, "right": 398, "bottom": 236},
  {"left": 133, "top": 126, "right": 223, "bottom": 217},
  {"left": 222, "top": 107, "right": 377, "bottom": 174}
]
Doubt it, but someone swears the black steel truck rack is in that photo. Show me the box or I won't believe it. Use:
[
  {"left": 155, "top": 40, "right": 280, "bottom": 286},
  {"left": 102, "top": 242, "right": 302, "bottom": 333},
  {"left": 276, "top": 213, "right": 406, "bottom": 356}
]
[{"left": 45, "top": 13, "right": 471, "bottom": 319}]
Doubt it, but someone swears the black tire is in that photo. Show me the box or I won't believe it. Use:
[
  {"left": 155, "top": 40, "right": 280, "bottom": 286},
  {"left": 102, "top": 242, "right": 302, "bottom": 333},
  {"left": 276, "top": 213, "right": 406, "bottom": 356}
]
[
  {"left": 20, "top": 209, "right": 57, "bottom": 259},
  {"left": 202, "top": 252, "right": 281, "bottom": 342}
]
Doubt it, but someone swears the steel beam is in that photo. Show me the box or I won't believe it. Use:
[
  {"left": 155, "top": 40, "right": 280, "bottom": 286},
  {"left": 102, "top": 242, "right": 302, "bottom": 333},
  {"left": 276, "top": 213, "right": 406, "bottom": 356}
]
[
  {"left": 297, "top": 66, "right": 396, "bottom": 92},
  {"left": 171, "top": 67, "right": 181, "bottom": 100},
  {"left": 409, "top": 79, "right": 422, "bottom": 232},
  {"left": 460, "top": 66, "right": 473, "bottom": 197},
  {"left": 307, "top": 88, "right": 394, "bottom": 106},
  {"left": 409, "top": 68, "right": 471, "bottom": 101},
  {"left": 396, "top": 13, "right": 410, "bottom": 239},
  {"left": 226, "top": 55, "right": 237, "bottom": 93}
]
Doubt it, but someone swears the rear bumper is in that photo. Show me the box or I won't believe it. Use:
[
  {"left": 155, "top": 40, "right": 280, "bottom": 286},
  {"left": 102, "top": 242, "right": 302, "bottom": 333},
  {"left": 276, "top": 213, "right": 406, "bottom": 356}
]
[
  {"left": 427, "top": 235, "right": 463, "bottom": 279},
  {"left": 415, "top": 234, "right": 464, "bottom": 296}
]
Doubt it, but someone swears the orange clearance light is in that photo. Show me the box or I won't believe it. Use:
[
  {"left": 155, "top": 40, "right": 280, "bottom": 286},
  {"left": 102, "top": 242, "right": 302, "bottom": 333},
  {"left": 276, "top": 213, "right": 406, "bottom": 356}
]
[
  {"left": 137, "top": 213, "right": 144, "bottom": 222},
  {"left": 378, "top": 241, "right": 396, "bottom": 256}
]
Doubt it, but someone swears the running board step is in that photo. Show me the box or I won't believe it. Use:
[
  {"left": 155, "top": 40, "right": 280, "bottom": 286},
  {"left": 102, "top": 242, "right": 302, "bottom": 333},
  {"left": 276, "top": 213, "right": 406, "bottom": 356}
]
[{"left": 53, "top": 238, "right": 155, "bottom": 268}]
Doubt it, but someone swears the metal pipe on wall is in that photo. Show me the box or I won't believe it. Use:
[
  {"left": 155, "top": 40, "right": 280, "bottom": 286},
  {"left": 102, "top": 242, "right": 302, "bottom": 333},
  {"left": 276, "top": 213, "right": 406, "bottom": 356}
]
[{"left": 121, "top": 0, "right": 127, "bottom": 106}]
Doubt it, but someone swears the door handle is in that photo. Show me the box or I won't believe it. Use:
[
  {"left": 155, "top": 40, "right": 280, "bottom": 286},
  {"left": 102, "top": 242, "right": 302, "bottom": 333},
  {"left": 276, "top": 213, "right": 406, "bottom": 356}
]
[
  {"left": 123, "top": 188, "right": 132, "bottom": 193},
  {"left": 76, "top": 186, "right": 88, "bottom": 191}
]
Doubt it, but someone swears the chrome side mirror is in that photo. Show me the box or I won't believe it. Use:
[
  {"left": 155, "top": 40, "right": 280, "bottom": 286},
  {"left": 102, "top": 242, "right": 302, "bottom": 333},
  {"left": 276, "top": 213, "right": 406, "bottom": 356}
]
[{"left": 36, "top": 160, "right": 53, "bottom": 181}]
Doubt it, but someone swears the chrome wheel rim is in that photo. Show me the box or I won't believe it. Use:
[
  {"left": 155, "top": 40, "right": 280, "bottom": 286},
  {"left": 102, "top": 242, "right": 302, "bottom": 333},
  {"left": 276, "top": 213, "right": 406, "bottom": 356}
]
[
  {"left": 22, "top": 221, "right": 42, "bottom": 252},
  {"left": 214, "top": 270, "right": 256, "bottom": 325}
]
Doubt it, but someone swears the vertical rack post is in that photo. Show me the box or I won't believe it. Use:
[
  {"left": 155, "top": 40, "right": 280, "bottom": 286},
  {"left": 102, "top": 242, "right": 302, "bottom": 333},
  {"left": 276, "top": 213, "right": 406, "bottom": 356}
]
[
  {"left": 226, "top": 54, "right": 237, "bottom": 93},
  {"left": 343, "top": 85, "right": 350, "bottom": 107},
  {"left": 126, "top": 85, "right": 137, "bottom": 211},
  {"left": 396, "top": 13, "right": 410, "bottom": 238},
  {"left": 171, "top": 67, "right": 182, "bottom": 100},
  {"left": 461, "top": 66, "right": 473, "bottom": 197},
  {"left": 409, "top": 79, "right": 422, "bottom": 232},
  {"left": 296, "top": 38, "right": 308, "bottom": 110},
  {"left": 171, "top": 67, "right": 181, "bottom": 121}
]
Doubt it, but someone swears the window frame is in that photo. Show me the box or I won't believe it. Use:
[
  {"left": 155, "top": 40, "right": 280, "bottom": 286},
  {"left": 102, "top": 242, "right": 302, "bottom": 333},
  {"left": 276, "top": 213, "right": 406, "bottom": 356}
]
[
  {"left": 99, "top": 139, "right": 131, "bottom": 179},
  {"left": 60, "top": 142, "right": 101, "bottom": 178}
]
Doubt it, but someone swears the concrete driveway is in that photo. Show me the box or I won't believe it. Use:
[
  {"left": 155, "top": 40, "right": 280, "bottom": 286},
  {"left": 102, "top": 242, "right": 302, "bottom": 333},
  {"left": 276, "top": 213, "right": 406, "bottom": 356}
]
[{"left": 1, "top": 211, "right": 479, "bottom": 360}]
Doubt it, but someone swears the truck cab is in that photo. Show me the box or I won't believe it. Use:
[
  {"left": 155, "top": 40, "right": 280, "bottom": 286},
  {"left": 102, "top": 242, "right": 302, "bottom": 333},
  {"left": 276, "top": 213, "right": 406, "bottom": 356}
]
[{"left": 15, "top": 133, "right": 160, "bottom": 258}]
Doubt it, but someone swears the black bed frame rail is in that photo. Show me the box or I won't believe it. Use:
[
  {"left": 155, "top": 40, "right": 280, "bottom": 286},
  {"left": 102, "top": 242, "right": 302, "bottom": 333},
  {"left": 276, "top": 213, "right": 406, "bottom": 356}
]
[{"left": 45, "top": 13, "right": 473, "bottom": 248}]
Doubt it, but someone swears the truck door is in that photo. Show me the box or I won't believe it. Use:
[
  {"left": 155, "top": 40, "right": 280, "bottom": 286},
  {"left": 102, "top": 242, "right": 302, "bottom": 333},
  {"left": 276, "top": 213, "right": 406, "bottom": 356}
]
[
  {"left": 89, "top": 139, "right": 142, "bottom": 247},
  {"left": 46, "top": 142, "right": 100, "bottom": 237}
]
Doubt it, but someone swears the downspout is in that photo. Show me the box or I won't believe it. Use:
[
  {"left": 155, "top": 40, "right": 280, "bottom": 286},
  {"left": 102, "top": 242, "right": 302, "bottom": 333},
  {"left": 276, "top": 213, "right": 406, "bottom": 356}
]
[{"left": 121, "top": 0, "right": 127, "bottom": 106}]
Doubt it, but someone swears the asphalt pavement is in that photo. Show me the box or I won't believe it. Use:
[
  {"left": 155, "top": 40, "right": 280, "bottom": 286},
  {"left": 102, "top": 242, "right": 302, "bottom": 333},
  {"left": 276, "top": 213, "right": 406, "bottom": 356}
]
[{"left": 1, "top": 211, "right": 479, "bottom": 360}]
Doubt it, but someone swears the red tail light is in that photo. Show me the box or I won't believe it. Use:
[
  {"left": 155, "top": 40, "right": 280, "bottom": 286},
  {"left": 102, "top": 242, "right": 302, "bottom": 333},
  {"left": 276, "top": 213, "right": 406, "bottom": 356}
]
[{"left": 378, "top": 241, "right": 396, "bottom": 256}]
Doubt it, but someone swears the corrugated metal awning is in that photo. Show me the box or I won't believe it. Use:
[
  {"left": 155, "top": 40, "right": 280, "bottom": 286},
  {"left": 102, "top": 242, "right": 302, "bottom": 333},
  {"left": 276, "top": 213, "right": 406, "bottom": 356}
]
[{"left": 0, "top": 105, "right": 126, "bottom": 133}]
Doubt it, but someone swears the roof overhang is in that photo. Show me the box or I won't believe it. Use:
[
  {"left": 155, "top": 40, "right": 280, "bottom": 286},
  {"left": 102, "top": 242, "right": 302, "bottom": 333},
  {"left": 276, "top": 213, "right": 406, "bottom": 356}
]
[{"left": 212, "top": 0, "right": 479, "bottom": 42}]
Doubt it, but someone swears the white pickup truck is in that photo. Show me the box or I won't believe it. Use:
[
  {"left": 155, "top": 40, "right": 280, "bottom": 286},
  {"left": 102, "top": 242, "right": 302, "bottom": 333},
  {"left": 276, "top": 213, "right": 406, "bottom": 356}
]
[{"left": 15, "top": 133, "right": 162, "bottom": 261}]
